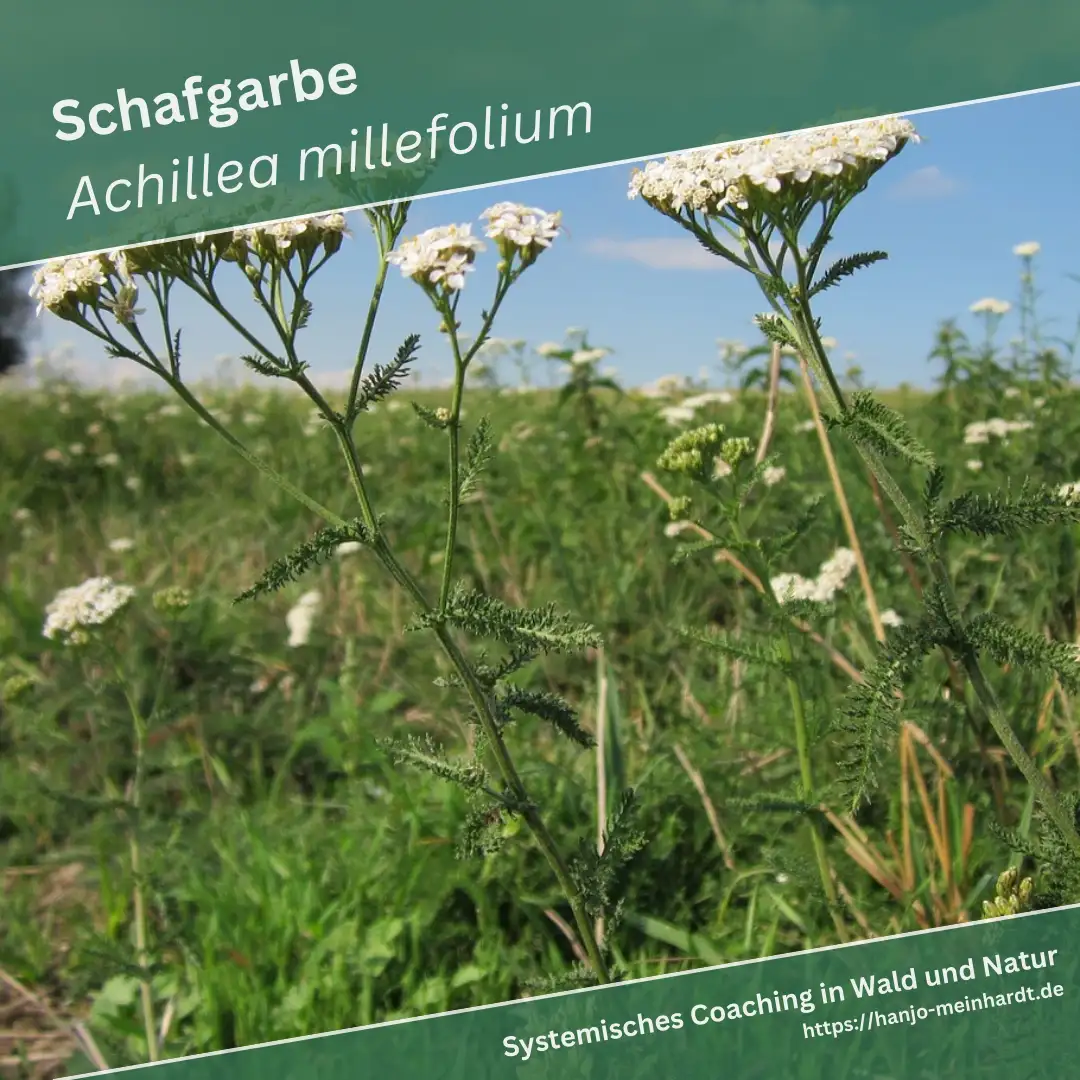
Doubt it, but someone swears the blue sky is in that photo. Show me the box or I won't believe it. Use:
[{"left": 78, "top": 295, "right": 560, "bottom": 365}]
[{"left": 29, "top": 83, "right": 1080, "bottom": 391}]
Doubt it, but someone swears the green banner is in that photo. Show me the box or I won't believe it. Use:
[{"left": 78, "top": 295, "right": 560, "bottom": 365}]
[
  {"left": 2, "top": 0, "right": 1080, "bottom": 268},
  {"left": 64, "top": 907, "right": 1080, "bottom": 1079}
]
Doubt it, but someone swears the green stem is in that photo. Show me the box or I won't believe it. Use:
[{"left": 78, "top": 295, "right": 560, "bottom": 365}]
[
  {"left": 114, "top": 662, "right": 158, "bottom": 1063},
  {"left": 432, "top": 622, "right": 611, "bottom": 982},
  {"left": 347, "top": 227, "right": 397, "bottom": 421},
  {"left": 435, "top": 276, "right": 512, "bottom": 612},
  {"left": 438, "top": 364, "right": 465, "bottom": 612},
  {"left": 775, "top": 631, "right": 847, "bottom": 942},
  {"left": 324, "top": 290, "right": 609, "bottom": 982},
  {"left": 163, "top": 377, "right": 344, "bottom": 526},
  {"left": 730, "top": 514, "right": 848, "bottom": 941},
  {"left": 782, "top": 257, "right": 1080, "bottom": 858}
]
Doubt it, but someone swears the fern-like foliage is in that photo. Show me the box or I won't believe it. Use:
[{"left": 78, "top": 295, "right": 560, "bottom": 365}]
[
  {"left": 522, "top": 962, "right": 618, "bottom": 994},
  {"left": 677, "top": 627, "right": 789, "bottom": 670},
  {"left": 964, "top": 614, "right": 1080, "bottom": 694},
  {"left": 347, "top": 334, "right": 420, "bottom": 419},
  {"left": 992, "top": 792, "right": 1080, "bottom": 909},
  {"left": 930, "top": 482, "right": 1080, "bottom": 541},
  {"left": 234, "top": 518, "right": 373, "bottom": 602},
  {"left": 807, "top": 251, "right": 888, "bottom": 298},
  {"left": 413, "top": 585, "right": 603, "bottom": 655},
  {"left": 568, "top": 790, "right": 647, "bottom": 921},
  {"left": 411, "top": 402, "right": 452, "bottom": 430},
  {"left": 754, "top": 313, "right": 799, "bottom": 351},
  {"left": 496, "top": 684, "right": 595, "bottom": 748},
  {"left": 669, "top": 536, "right": 725, "bottom": 566},
  {"left": 828, "top": 392, "right": 937, "bottom": 469},
  {"left": 293, "top": 298, "right": 314, "bottom": 332},
  {"left": 378, "top": 733, "right": 490, "bottom": 793},
  {"left": 836, "top": 609, "right": 950, "bottom": 810},
  {"left": 458, "top": 417, "right": 493, "bottom": 505},
  {"left": 241, "top": 353, "right": 292, "bottom": 379},
  {"left": 777, "top": 596, "right": 838, "bottom": 622}
]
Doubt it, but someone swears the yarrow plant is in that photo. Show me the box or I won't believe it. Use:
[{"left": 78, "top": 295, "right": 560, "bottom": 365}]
[
  {"left": 535, "top": 329, "right": 622, "bottom": 435},
  {"left": 654, "top": 421, "right": 852, "bottom": 936},
  {"left": 32, "top": 194, "right": 639, "bottom": 991},
  {"left": 42, "top": 575, "right": 136, "bottom": 645},
  {"left": 31, "top": 577, "right": 196, "bottom": 1062},
  {"left": 631, "top": 117, "right": 1080, "bottom": 879}
]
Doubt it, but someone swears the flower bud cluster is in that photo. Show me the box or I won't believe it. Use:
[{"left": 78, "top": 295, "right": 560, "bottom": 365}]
[{"left": 30, "top": 213, "right": 350, "bottom": 321}]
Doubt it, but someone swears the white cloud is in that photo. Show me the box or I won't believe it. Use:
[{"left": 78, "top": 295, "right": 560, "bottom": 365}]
[
  {"left": 887, "top": 165, "right": 960, "bottom": 201},
  {"left": 584, "top": 237, "right": 733, "bottom": 271}
]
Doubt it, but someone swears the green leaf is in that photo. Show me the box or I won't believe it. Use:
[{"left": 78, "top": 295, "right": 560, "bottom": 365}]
[
  {"left": 569, "top": 789, "right": 648, "bottom": 920},
  {"left": 378, "top": 733, "right": 489, "bottom": 792},
  {"left": 241, "top": 353, "right": 288, "bottom": 378},
  {"left": 679, "top": 626, "right": 788, "bottom": 670},
  {"left": 764, "top": 494, "right": 826, "bottom": 560},
  {"left": 458, "top": 417, "right": 494, "bottom": 505},
  {"left": 350, "top": 334, "right": 420, "bottom": 417},
  {"left": 497, "top": 684, "right": 594, "bottom": 748},
  {"left": 836, "top": 614, "right": 949, "bottom": 810},
  {"left": 807, "top": 251, "right": 888, "bottom": 298},
  {"left": 412, "top": 402, "right": 451, "bottom": 430},
  {"left": 670, "top": 537, "right": 724, "bottom": 566},
  {"left": 966, "top": 614, "right": 1080, "bottom": 693},
  {"left": 935, "top": 482, "right": 1080, "bottom": 540},
  {"left": 829, "top": 391, "right": 936, "bottom": 468},
  {"left": 234, "top": 519, "right": 372, "bottom": 602},
  {"left": 924, "top": 466, "right": 946, "bottom": 514},
  {"left": 754, "top": 313, "right": 799, "bottom": 351},
  {"left": 415, "top": 585, "right": 603, "bottom": 656}
]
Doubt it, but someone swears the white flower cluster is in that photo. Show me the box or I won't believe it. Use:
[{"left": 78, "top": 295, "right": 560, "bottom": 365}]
[
  {"left": 230, "top": 212, "right": 349, "bottom": 256},
  {"left": 664, "top": 520, "right": 697, "bottom": 538},
  {"left": 962, "top": 418, "right": 1034, "bottom": 445},
  {"left": 388, "top": 202, "right": 561, "bottom": 294},
  {"left": 481, "top": 202, "right": 562, "bottom": 259},
  {"left": 969, "top": 298, "right": 1011, "bottom": 316},
  {"left": 286, "top": 589, "right": 322, "bottom": 648},
  {"left": 387, "top": 223, "right": 486, "bottom": 291},
  {"left": 639, "top": 375, "right": 692, "bottom": 399},
  {"left": 570, "top": 347, "right": 611, "bottom": 367},
  {"left": 30, "top": 213, "right": 351, "bottom": 320},
  {"left": 29, "top": 253, "right": 114, "bottom": 316},
  {"left": 770, "top": 548, "right": 858, "bottom": 605},
  {"left": 628, "top": 116, "right": 918, "bottom": 216},
  {"left": 43, "top": 576, "right": 136, "bottom": 643},
  {"left": 659, "top": 390, "right": 735, "bottom": 426},
  {"left": 1058, "top": 482, "right": 1080, "bottom": 503},
  {"left": 1013, "top": 241, "right": 1041, "bottom": 258}
]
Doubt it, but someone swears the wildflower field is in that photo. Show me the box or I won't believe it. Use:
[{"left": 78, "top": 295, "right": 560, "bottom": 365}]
[{"left": 3, "top": 116, "right": 1080, "bottom": 1077}]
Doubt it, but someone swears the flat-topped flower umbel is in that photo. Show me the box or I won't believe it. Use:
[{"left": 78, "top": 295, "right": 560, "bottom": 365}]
[
  {"left": 43, "top": 575, "right": 135, "bottom": 643},
  {"left": 629, "top": 117, "right": 918, "bottom": 216}
]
